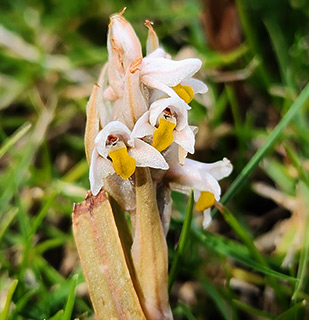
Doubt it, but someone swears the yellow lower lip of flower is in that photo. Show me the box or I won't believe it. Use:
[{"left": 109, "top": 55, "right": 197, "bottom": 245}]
[
  {"left": 196, "top": 191, "right": 215, "bottom": 211},
  {"left": 172, "top": 84, "right": 194, "bottom": 104},
  {"left": 109, "top": 146, "right": 136, "bottom": 180},
  {"left": 152, "top": 118, "right": 176, "bottom": 152}
]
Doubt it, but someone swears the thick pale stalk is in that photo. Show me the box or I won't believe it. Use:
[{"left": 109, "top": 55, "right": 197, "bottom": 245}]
[
  {"left": 131, "top": 167, "right": 173, "bottom": 320},
  {"left": 72, "top": 190, "right": 146, "bottom": 320}
]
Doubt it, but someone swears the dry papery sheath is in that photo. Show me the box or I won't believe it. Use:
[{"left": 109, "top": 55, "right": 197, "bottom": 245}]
[{"left": 73, "top": 8, "right": 232, "bottom": 320}]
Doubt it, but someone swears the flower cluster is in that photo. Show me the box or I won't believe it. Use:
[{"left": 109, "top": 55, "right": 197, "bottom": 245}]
[{"left": 85, "top": 9, "right": 232, "bottom": 230}]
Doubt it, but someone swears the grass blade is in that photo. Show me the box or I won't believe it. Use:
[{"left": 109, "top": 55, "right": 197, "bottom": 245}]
[
  {"left": 274, "top": 300, "right": 307, "bottom": 320},
  {"left": 168, "top": 190, "right": 194, "bottom": 292},
  {"left": 63, "top": 274, "right": 78, "bottom": 320},
  {"left": 199, "top": 275, "right": 231, "bottom": 320},
  {"left": 48, "top": 310, "right": 64, "bottom": 320},
  {"left": 173, "top": 302, "right": 197, "bottom": 320},
  {"left": 0, "top": 207, "right": 18, "bottom": 242},
  {"left": 233, "top": 299, "right": 275, "bottom": 319},
  {"left": 192, "top": 228, "right": 296, "bottom": 283},
  {"left": 215, "top": 203, "right": 265, "bottom": 265},
  {"left": 219, "top": 83, "right": 309, "bottom": 208},
  {"left": 0, "top": 122, "right": 31, "bottom": 159},
  {"left": 0, "top": 279, "right": 18, "bottom": 320},
  {"left": 215, "top": 203, "right": 286, "bottom": 303}
]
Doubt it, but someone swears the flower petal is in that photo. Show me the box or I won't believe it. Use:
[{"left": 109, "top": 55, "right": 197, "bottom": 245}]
[
  {"left": 181, "top": 78, "right": 208, "bottom": 94},
  {"left": 109, "top": 146, "right": 136, "bottom": 180},
  {"left": 89, "top": 149, "right": 114, "bottom": 196},
  {"left": 184, "top": 158, "right": 233, "bottom": 181},
  {"left": 142, "top": 75, "right": 179, "bottom": 98},
  {"left": 173, "top": 126, "right": 195, "bottom": 154},
  {"left": 95, "top": 121, "right": 131, "bottom": 158},
  {"left": 141, "top": 57, "right": 202, "bottom": 87},
  {"left": 130, "top": 111, "right": 154, "bottom": 141},
  {"left": 167, "top": 162, "right": 221, "bottom": 200},
  {"left": 202, "top": 208, "right": 212, "bottom": 229},
  {"left": 149, "top": 97, "right": 189, "bottom": 130},
  {"left": 129, "top": 139, "right": 168, "bottom": 170},
  {"left": 146, "top": 48, "right": 171, "bottom": 60}
]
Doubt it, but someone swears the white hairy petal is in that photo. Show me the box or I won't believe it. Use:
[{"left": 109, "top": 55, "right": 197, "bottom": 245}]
[
  {"left": 184, "top": 158, "right": 233, "bottom": 181},
  {"left": 181, "top": 78, "right": 208, "bottom": 94},
  {"left": 89, "top": 149, "right": 114, "bottom": 196},
  {"left": 202, "top": 208, "right": 212, "bottom": 229},
  {"left": 129, "top": 139, "right": 169, "bottom": 170},
  {"left": 173, "top": 126, "right": 195, "bottom": 154},
  {"left": 141, "top": 75, "right": 179, "bottom": 98},
  {"left": 149, "top": 97, "right": 190, "bottom": 130},
  {"left": 141, "top": 57, "right": 202, "bottom": 87},
  {"left": 168, "top": 162, "right": 221, "bottom": 200},
  {"left": 130, "top": 112, "right": 155, "bottom": 141},
  {"left": 146, "top": 48, "right": 166, "bottom": 59},
  {"left": 95, "top": 121, "right": 131, "bottom": 158}
]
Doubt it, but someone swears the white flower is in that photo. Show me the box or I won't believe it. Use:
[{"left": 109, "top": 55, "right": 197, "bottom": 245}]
[
  {"left": 140, "top": 48, "right": 208, "bottom": 102},
  {"left": 103, "top": 13, "right": 208, "bottom": 131},
  {"left": 90, "top": 121, "right": 168, "bottom": 195},
  {"left": 166, "top": 158, "right": 233, "bottom": 228},
  {"left": 104, "top": 45, "right": 207, "bottom": 104},
  {"left": 131, "top": 96, "right": 196, "bottom": 163}
]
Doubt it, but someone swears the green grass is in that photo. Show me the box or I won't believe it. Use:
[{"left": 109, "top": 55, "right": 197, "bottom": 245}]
[{"left": 1, "top": 0, "right": 309, "bottom": 319}]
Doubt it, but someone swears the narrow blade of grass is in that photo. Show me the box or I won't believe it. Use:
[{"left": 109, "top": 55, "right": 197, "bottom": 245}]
[
  {"left": 0, "top": 279, "right": 18, "bottom": 320},
  {"left": 0, "top": 207, "right": 18, "bottom": 242},
  {"left": 204, "top": 44, "right": 249, "bottom": 68},
  {"left": 30, "top": 194, "right": 57, "bottom": 236},
  {"left": 63, "top": 274, "right": 78, "bottom": 320},
  {"left": 233, "top": 299, "right": 275, "bottom": 319},
  {"left": 48, "top": 310, "right": 64, "bottom": 320},
  {"left": 168, "top": 190, "right": 194, "bottom": 292},
  {"left": 199, "top": 275, "right": 231, "bottom": 320},
  {"left": 218, "top": 83, "right": 309, "bottom": 209},
  {"left": 263, "top": 17, "right": 293, "bottom": 90},
  {"left": 9, "top": 289, "right": 37, "bottom": 320},
  {"left": 173, "top": 302, "right": 197, "bottom": 320},
  {"left": 234, "top": 0, "right": 271, "bottom": 88},
  {"left": 35, "top": 238, "right": 67, "bottom": 255},
  {"left": 215, "top": 203, "right": 265, "bottom": 266},
  {"left": 0, "top": 122, "right": 31, "bottom": 159},
  {"left": 215, "top": 202, "right": 285, "bottom": 303},
  {"left": 192, "top": 228, "right": 297, "bottom": 283},
  {"left": 274, "top": 300, "right": 307, "bottom": 320}
]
